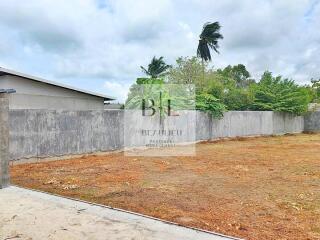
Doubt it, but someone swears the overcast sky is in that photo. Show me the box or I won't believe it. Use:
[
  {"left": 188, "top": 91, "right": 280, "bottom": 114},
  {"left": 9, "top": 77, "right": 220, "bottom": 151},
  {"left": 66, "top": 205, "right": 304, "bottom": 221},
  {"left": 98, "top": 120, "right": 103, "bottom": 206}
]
[{"left": 0, "top": 0, "right": 319, "bottom": 102}]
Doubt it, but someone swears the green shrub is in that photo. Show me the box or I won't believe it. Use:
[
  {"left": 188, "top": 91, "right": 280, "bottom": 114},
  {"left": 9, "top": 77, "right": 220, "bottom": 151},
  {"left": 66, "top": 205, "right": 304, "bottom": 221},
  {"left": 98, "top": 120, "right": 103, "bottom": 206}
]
[
  {"left": 250, "top": 72, "right": 311, "bottom": 115},
  {"left": 196, "top": 93, "right": 225, "bottom": 118}
]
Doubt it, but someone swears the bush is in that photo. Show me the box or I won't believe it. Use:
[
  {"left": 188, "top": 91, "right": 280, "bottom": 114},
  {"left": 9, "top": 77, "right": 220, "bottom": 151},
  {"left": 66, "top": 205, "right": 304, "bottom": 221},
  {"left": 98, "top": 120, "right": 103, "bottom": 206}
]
[
  {"left": 250, "top": 72, "right": 311, "bottom": 115},
  {"left": 196, "top": 93, "right": 225, "bottom": 118},
  {"left": 222, "top": 88, "right": 253, "bottom": 111}
]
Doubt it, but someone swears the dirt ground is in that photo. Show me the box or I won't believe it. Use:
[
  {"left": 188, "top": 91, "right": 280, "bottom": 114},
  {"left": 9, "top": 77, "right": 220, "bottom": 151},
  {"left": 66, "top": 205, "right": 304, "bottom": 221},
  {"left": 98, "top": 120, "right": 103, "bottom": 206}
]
[{"left": 10, "top": 134, "right": 320, "bottom": 240}]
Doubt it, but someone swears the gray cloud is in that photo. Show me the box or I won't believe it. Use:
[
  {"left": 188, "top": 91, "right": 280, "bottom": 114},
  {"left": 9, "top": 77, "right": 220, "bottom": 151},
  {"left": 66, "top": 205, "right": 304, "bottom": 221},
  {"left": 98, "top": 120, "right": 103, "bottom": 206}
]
[
  {"left": 0, "top": 0, "right": 319, "bottom": 101},
  {"left": 0, "top": 0, "right": 83, "bottom": 51}
]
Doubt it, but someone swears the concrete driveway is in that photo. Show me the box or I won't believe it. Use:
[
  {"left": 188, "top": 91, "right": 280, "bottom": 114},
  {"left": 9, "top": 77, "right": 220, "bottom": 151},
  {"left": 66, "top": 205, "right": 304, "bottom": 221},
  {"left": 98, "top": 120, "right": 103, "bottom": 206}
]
[{"left": 0, "top": 186, "right": 239, "bottom": 240}]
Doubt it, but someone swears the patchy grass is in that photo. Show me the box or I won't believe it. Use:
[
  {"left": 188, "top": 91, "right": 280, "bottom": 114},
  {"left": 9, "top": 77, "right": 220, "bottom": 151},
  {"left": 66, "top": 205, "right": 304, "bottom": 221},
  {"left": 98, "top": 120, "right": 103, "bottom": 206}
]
[{"left": 11, "top": 133, "right": 320, "bottom": 240}]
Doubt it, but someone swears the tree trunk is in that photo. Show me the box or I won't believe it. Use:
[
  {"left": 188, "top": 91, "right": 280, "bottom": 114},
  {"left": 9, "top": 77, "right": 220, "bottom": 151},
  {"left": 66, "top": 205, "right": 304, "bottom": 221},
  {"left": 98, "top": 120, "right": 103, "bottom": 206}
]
[{"left": 201, "top": 58, "right": 205, "bottom": 92}]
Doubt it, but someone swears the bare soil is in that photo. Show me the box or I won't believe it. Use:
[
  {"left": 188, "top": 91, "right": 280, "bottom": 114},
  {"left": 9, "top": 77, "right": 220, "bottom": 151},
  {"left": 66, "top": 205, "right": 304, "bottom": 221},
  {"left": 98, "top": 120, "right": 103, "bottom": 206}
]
[{"left": 10, "top": 134, "right": 320, "bottom": 240}]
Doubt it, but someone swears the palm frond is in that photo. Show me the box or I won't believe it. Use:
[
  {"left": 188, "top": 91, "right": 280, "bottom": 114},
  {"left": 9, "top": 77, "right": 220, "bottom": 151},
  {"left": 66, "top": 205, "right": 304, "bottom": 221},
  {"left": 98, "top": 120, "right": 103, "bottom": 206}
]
[
  {"left": 197, "top": 39, "right": 211, "bottom": 61},
  {"left": 197, "top": 21, "right": 223, "bottom": 62},
  {"left": 140, "top": 56, "right": 171, "bottom": 78}
]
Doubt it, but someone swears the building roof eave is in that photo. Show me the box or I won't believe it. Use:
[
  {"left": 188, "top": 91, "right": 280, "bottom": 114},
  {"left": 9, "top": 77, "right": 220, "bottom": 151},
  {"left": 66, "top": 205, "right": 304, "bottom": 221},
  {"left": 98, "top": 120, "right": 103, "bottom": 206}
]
[{"left": 0, "top": 67, "right": 116, "bottom": 101}]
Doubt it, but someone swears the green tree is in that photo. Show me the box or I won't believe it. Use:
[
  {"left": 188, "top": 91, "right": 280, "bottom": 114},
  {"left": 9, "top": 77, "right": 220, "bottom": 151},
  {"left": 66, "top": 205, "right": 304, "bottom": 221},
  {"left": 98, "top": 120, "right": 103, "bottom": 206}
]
[
  {"left": 140, "top": 56, "right": 171, "bottom": 78},
  {"left": 222, "top": 88, "right": 254, "bottom": 111},
  {"left": 125, "top": 78, "right": 194, "bottom": 114},
  {"left": 213, "top": 64, "right": 255, "bottom": 110},
  {"left": 197, "top": 21, "right": 223, "bottom": 91},
  {"left": 196, "top": 93, "right": 225, "bottom": 118},
  {"left": 125, "top": 78, "right": 164, "bottom": 106},
  {"left": 217, "top": 64, "right": 255, "bottom": 88},
  {"left": 250, "top": 71, "right": 311, "bottom": 115},
  {"left": 311, "top": 78, "right": 320, "bottom": 102},
  {"left": 167, "top": 57, "right": 206, "bottom": 86},
  {"left": 197, "top": 22, "right": 223, "bottom": 61},
  {"left": 167, "top": 58, "right": 255, "bottom": 113}
]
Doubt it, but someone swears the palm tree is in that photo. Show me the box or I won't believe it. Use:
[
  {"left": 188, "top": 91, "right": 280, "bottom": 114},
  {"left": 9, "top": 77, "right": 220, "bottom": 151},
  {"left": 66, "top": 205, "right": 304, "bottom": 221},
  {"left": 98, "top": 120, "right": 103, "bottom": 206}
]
[
  {"left": 197, "top": 22, "right": 223, "bottom": 90},
  {"left": 140, "top": 56, "right": 171, "bottom": 78},
  {"left": 197, "top": 22, "right": 223, "bottom": 61}
]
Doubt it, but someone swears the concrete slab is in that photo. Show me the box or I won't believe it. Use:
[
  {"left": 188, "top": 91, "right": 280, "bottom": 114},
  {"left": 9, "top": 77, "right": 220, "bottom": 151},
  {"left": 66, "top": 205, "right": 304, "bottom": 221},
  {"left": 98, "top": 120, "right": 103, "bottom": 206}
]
[{"left": 0, "top": 186, "right": 240, "bottom": 240}]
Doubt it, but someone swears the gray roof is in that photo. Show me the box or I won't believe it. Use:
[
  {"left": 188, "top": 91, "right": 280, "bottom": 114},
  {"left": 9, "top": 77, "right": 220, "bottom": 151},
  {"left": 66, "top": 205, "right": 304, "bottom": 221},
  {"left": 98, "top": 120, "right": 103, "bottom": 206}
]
[{"left": 0, "top": 67, "right": 115, "bottom": 101}]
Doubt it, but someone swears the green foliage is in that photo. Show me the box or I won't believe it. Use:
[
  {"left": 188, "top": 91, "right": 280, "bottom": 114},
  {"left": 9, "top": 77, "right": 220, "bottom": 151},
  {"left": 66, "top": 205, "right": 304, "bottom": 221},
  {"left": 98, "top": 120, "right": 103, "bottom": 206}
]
[
  {"left": 222, "top": 88, "right": 254, "bottom": 111},
  {"left": 167, "top": 56, "right": 226, "bottom": 93},
  {"left": 196, "top": 93, "right": 225, "bottom": 118},
  {"left": 129, "top": 56, "right": 313, "bottom": 118},
  {"left": 197, "top": 22, "right": 223, "bottom": 61},
  {"left": 140, "top": 56, "right": 171, "bottom": 78},
  {"left": 167, "top": 57, "right": 255, "bottom": 115},
  {"left": 167, "top": 57, "right": 205, "bottom": 85},
  {"left": 217, "top": 64, "right": 255, "bottom": 88},
  {"left": 250, "top": 71, "right": 311, "bottom": 115},
  {"left": 136, "top": 78, "right": 164, "bottom": 84},
  {"left": 310, "top": 78, "right": 320, "bottom": 103},
  {"left": 125, "top": 78, "right": 195, "bottom": 114},
  {"left": 125, "top": 78, "right": 164, "bottom": 108},
  {"left": 210, "top": 65, "right": 255, "bottom": 110}
]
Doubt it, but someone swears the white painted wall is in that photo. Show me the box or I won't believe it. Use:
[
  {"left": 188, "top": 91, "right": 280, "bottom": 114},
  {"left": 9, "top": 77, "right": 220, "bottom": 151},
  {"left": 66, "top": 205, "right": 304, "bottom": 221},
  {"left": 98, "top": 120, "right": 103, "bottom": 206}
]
[{"left": 0, "top": 75, "right": 105, "bottom": 110}]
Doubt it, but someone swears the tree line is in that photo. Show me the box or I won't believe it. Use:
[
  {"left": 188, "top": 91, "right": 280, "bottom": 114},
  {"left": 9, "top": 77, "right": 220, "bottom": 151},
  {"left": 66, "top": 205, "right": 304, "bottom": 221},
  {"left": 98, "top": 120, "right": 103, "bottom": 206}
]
[{"left": 125, "top": 22, "right": 319, "bottom": 117}]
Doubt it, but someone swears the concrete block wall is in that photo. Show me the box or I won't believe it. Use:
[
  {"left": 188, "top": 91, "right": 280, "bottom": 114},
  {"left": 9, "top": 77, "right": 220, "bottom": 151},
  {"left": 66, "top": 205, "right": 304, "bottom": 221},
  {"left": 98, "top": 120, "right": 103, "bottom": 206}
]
[
  {"left": 196, "top": 111, "right": 304, "bottom": 141},
  {"left": 9, "top": 110, "right": 306, "bottom": 161},
  {"left": 272, "top": 112, "right": 304, "bottom": 134},
  {"left": 9, "top": 110, "right": 123, "bottom": 160},
  {"left": 304, "top": 111, "right": 320, "bottom": 132},
  {"left": 211, "top": 111, "right": 274, "bottom": 138}
]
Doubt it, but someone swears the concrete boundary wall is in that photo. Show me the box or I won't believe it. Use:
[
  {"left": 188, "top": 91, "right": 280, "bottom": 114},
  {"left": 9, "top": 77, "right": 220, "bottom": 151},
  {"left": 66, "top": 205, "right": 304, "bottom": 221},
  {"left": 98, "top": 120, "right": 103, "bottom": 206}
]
[
  {"left": 9, "top": 110, "right": 305, "bottom": 161},
  {"left": 9, "top": 110, "right": 124, "bottom": 161},
  {"left": 304, "top": 111, "right": 320, "bottom": 132},
  {"left": 196, "top": 111, "right": 304, "bottom": 141}
]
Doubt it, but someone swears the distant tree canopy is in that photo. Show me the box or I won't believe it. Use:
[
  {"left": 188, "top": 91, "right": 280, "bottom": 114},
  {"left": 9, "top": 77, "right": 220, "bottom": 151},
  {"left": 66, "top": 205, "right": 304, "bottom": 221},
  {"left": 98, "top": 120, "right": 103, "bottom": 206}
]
[
  {"left": 166, "top": 58, "right": 255, "bottom": 115},
  {"left": 310, "top": 78, "right": 320, "bottom": 103},
  {"left": 140, "top": 56, "right": 171, "bottom": 78},
  {"left": 125, "top": 20, "right": 314, "bottom": 117},
  {"left": 167, "top": 57, "right": 205, "bottom": 86},
  {"left": 125, "top": 77, "right": 194, "bottom": 112},
  {"left": 166, "top": 57, "right": 312, "bottom": 116},
  {"left": 250, "top": 72, "right": 311, "bottom": 115},
  {"left": 125, "top": 78, "right": 165, "bottom": 107},
  {"left": 217, "top": 64, "right": 255, "bottom": 88},
  {"left": 126, "top": 56, "right": 313, "bottom": 117}
]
